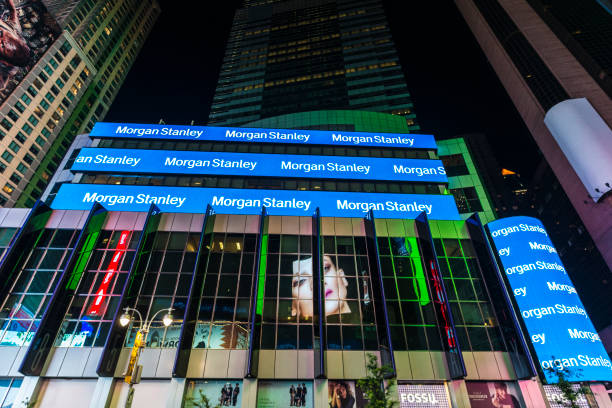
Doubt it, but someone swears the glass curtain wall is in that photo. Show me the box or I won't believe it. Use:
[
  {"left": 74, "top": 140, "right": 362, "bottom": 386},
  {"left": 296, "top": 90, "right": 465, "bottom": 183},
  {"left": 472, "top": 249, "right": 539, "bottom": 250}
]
[
  {"left": 378, "top": 223, "right": 443, "bottom": 352},
  {"left": 0, "top": 229, "right": 78, "bottom": 346},
  {"left": 434, "top": 237, "right": 505, "bottom": 351},
  {"left": 125, "top": 231, "right": 198, "bottom": 347},
  {"left": 192, "top": 232, "right": 257, "bottom": 350},
  {"left": 54, "top": 229, "right": 140, "bottom": 347}
]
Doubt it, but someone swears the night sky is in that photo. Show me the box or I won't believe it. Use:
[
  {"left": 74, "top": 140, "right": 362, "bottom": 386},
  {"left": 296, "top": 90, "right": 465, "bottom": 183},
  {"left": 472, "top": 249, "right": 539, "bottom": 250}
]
[{"left": 105, "top": 0, "right": 541, "bottom": 178}]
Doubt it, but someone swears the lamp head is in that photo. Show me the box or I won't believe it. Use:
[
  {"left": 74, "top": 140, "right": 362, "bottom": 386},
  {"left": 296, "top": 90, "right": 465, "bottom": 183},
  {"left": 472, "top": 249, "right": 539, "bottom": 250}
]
[
  {"left": 162, "top": 313, "right": 173, "bottom": 327},
  {"left": 119, "top": 313, "right": 131, "bottom": 327}
]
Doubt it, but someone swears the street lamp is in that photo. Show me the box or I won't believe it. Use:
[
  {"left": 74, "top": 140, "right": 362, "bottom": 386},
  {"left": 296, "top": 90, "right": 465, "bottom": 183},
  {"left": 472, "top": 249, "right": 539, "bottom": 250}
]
[{"left": 119, "top": 307, "right": 173, "bottom": 408}]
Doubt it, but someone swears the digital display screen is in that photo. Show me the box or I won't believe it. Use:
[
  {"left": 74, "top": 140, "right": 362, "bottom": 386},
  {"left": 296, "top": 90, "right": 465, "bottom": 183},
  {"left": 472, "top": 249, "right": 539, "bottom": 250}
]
[
  {"left": 71, "top": 148, "right": 448, "bottom": 183},
  {"left": 51, "top": 184, "right": 461, "bottom": 220},
  {"left": 487, "top": 216, "right": 612, "bottom": 382},
  {"left": 89, "top": 122, "right": 437, "bottom": 149}
]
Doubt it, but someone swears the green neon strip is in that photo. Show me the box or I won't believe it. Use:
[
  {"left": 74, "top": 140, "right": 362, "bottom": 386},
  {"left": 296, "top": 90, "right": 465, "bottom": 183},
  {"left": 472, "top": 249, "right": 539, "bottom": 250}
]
[
  {"left": 66, "top": 231, "right": 99, "bottom": 290},
  {"left": 407, "top": 237, "right": 430, "bottom": 306},
  {"left": 255, "top": 233, "right": 268, "bottom": 316}
]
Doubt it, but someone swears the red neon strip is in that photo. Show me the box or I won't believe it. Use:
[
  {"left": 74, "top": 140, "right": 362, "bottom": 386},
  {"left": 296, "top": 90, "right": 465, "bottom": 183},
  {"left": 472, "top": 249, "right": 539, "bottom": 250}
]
[{"left": 87, "top": 230, "right": 131, "bottom": 316}]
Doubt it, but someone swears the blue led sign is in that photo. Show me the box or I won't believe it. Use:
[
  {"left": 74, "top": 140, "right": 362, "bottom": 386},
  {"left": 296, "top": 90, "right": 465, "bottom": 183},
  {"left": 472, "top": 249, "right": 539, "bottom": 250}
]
[
  {"left": 487, "top": 216, "right": 612, "bottom": 382},
  {"left": 51, "top": 184, "right": 461, "bottom": 220},
  {"left": 90, "top": 122, "right": 437, "bottom": 149},
  {"left": 72, "top": 148, "right": 448, "bottom": 183}
]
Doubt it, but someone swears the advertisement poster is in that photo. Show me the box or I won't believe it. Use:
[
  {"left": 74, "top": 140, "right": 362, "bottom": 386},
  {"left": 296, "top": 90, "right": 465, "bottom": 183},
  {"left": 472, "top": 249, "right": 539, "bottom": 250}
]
[
  {"left": 0, "top": 0, "right": 60, "bottom": 103},
  {"left": 183, "top": 380, "right": 243, "bottom": 408},
  {"left": 328, "top": 380, "right": 368, "bottom": 408},
  {"left": 397, "top": 384, "right": 450, "bottom": 407},
  {"left": 257, "top": 381, "right": 313, "bottom": 408},
  {"left": 466, "top": 382, "right": 522, "bottom": 408}
]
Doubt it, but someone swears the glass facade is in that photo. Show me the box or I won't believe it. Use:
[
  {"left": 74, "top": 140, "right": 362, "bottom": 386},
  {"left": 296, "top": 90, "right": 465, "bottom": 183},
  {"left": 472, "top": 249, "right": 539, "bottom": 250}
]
[
  {"left": 209, "top": 0, "right": 419, "bottom": 130},
  {"left": 0, "top": 228, "right": 78, "bottom": 346},
  {"left": 55, "top": 229, "right": 140, "bottom": 347}
]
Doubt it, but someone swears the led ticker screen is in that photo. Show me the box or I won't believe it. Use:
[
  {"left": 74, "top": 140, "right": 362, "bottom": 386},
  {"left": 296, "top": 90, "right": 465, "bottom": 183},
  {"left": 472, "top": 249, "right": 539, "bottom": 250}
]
[
  {"left": 487, "top": 216, "right": 612, "bottom": 382},
  {"left": 51, "top": 184, "right": 461, "bottom": 220},
  {"left": 71, "top": 148, "right": 448, "bottom": 183},
  {"left": 90, "top": 122, "right": 437, "bottom": 149}
]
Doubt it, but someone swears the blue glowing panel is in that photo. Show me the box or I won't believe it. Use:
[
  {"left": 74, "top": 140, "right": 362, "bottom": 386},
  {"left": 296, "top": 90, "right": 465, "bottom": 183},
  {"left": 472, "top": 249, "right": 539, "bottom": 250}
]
[
  {"left": 51, "top": 184, "right": 461, "bottom": 220},
  {"left": 487, "top": 216, "right": 612, "bottom": 382},
  {"left": 89, "top": 122, "right": 437, "bottom": 149},
  {"left": 72, "top": 148, "right": 448, "bottom": 183}
]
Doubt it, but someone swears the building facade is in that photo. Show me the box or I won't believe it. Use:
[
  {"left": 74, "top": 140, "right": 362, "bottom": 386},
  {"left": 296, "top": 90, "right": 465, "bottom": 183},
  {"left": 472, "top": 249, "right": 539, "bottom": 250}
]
[
  {"left": 207, "top": 0, "right": 418, "bottom": 130},
  {"left": 0, "top": 0, "right": 159, "bottom": 209},
  {"left": 453, "top": 0, "right": 612, "bottom": 332},
  {"left": 0, "top": 115, "right": 607, "bottom": 407}
]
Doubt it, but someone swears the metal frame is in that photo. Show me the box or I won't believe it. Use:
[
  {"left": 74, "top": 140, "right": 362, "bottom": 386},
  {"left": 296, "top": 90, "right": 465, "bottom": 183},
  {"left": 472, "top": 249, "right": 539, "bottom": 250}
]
[
  {"left": 173, "top": 205, "right": 215, "bottom": 377},
  {"left": 364, "top": 210, "right": 396, "bottom": 377},
  {"left": 414, "top": 212, "right": 466, "bottom": 379}
]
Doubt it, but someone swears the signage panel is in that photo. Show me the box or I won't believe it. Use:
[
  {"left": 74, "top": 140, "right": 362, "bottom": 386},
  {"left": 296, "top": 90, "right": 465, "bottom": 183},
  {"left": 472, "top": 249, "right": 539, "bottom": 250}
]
[
  {"left": 72, "top": 148, "right": 448, "bottom": 183},
  {"left": 487, "top": 216, "right": 612, "bottom": 382},
  {"left": 397, "top": 384, "right": 450, "bottom": 407},
  {"left": 51, "top": 184, "right": 461, "bottom": 220},
  {"left": 90, "top": 122, "right": 437, "bottom": 149}
]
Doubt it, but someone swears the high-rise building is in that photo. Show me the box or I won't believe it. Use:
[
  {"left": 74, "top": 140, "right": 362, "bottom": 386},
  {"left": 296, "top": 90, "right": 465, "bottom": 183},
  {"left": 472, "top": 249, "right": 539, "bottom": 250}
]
[
  {"left": 207, "top": 0, "right": 419, "bottom": 131},
  {"left": 454, "top": 0, "right": 612, "bottom": 330},
  {"left": 0, "top": 0, "right": 160, "bottom": 209}
]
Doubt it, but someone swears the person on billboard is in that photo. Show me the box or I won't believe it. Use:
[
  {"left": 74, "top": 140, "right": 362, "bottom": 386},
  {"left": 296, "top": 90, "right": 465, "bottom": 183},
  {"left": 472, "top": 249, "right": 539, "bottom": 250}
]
[
  {"left": 232, "top": 383, "right": 240, "bottom": 406},
  {"left": 491, "top": 382, "right": 519, "bottom": 408},
  {"left": 290, "top": 384, "right": 296, "bottom": 406},
  {"left": 0, "top": 0, "right": 30, "bottom": 88},
  {"left": 291, "top": 256, "right": 351, "bottom": 319},
  {"left": 329, "top": 381, "right": 355, "bottom": 408},
  {"left": 300, "top": 383, "right": 307, "bottom": 407}
]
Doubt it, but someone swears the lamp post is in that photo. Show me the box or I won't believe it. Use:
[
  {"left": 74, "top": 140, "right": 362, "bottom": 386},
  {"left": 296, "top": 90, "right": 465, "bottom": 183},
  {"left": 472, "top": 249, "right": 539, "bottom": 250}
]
[{"left": 119, "top": 307, "right": 173, "bottom": 408}]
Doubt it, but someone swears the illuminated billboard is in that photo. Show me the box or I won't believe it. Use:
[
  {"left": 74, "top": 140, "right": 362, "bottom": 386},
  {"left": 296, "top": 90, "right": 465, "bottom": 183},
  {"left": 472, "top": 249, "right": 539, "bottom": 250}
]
[
  {"left": 51, "top": 184, "right": 461, "bottom": 220},
  {"left": 0, "top": 0, "right": 61, "bottom": 104},
  {"left": 487, "top": 216, "right": 612, "bottom": 382},
  {"left": 89, "top": 122, "right": 437, "bottom": 149},
  {"left": 71, "top": 148, "right": 448, "bottom": 183}
]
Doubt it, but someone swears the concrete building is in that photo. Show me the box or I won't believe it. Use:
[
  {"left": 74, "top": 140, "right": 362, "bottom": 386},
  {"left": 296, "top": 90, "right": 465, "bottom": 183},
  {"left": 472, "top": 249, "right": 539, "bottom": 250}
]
[{"left": 0, "top": 0, "right": 159, "bottom": 208}]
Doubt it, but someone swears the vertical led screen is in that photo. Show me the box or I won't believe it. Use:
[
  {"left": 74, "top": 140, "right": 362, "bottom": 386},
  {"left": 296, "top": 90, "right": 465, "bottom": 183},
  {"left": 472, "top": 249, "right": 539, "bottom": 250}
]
[
  {"left": 487, "top": 216, "right": 612, "bottom": 382},
  {"left": 0, "top": 0, "right": 60, "bottom": 103}
]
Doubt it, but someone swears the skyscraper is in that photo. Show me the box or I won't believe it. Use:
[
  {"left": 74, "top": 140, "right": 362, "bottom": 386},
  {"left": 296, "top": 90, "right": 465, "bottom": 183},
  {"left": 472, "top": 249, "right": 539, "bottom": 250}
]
[
  {"left": 454, "top": 0, "right": 612, "bottom": 330},
  {"left": 208, "top": 0, "right": 419, "bottom": 131},
  {"left": 0, "top": 0, "right": 159, "bottom": 208}
]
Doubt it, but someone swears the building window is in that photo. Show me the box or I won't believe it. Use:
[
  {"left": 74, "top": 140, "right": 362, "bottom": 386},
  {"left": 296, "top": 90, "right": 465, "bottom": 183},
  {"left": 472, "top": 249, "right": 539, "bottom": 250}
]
[
  {"left": 450, "top": 187, "right": 483, "bottom": 213},
  {"left": 440, "top": 154, "right": 469, "bottom": 177},
  {"left": 9, "top": 173, "right": 21, "bottom": 185},
  {"left": 28, "top": 115, "right": 39, "bottom": 126},
  {"left": 1, "top": 151, "right": 14, "bottom": 163},
  {"left": 21, "top": 94, "right": 32, "bottom": 105},
  {"left": 22, "top": 123, "right": 33, "bottom": 135},
  {"left": 7, "top": 110, "right": 18, "bottom": 122},
  {"left": 8, "top": 142, "right": 20, "bottom": 153},
  {"left": 2, "top": 183, "right": 14, "bottom": 194},
  {"left": 0, "top": 119, "right": 11, "bottom": 131}
]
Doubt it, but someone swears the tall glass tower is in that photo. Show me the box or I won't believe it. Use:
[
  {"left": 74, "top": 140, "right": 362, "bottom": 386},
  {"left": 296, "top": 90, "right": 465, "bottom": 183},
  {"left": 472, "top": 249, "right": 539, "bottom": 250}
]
[{"left": 208, "top": 0, "right": 419, "bottom": 131}]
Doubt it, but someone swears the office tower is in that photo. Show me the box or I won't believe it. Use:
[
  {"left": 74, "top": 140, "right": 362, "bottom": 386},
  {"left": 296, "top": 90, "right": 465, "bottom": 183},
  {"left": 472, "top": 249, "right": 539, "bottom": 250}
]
[
  {"left": 208, "top": 0, "right": 419, "bottom": 131},
  {"left": 454, "top": 0, "right": 612, "bottom": 330},
  {"left": 0, "top": 0, "right": 160, "bottom": 209}
]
